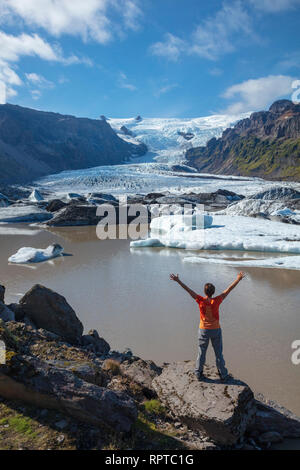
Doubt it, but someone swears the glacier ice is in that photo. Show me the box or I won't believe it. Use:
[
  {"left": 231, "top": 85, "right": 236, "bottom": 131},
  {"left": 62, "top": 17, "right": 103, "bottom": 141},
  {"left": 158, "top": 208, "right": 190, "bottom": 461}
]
[
  {"left": 130, "top": 213, "right": 300, "bottom": 256},
  {"left": 8, "top": 244, "right": 64, "bottom": 264},
  {"left": 0, "top": 205, "right": 52, "bottom": 223},
  {"left": 183, "top": 255, "right": 300, "bottom": 271}
]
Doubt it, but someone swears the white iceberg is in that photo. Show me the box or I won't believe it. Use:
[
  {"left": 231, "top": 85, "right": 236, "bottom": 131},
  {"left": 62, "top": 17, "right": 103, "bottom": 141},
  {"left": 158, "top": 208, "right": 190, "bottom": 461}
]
[
  {"left": 28, "top": 189, "right": 44, "bottom": 202},
  {"left": 130, "top": 213, "right": 300, "bottom": 254},
  {"left": 0, "top": 205, "right": 52, "bottom": 223},
  {"left": 8, "top": 244, "right": 64, "bottom": 264},
  {"left": 183, "top": 254, "right": 300, "bottom": 271}
]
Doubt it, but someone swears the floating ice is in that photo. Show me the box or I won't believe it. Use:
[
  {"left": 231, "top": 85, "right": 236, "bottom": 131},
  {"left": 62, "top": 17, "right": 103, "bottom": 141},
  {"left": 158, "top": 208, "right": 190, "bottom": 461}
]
[
  {"left": 150, "top": 213, "right": 213, "bottom": 235},
  {"left": 130, "top": 214, "right": 300, "bottom": 255},
  {"left": 183, "top": 254, "right": 300, "bottom": 271},
  {"left": 0, "top": 205, "right": 52, "bottom": 223},
  {"left": 8, "top": 243, "right": 64, "bottom": 264}
]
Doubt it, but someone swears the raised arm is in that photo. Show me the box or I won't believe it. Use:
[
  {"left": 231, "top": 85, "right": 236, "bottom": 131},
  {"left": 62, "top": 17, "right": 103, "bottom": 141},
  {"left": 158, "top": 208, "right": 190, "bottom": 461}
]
[
  {"left": 222, "top": 272, "right": 245, "bottom": 299},
  {"left": 170, "top": 274, "right": 198, "bottom": 300}
]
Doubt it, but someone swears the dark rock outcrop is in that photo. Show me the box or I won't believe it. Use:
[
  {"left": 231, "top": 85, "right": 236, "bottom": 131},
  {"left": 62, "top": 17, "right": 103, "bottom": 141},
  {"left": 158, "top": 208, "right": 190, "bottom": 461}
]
[
  {"left": 120, "top": 125, "right": 134, "bottom": 137},
  {"left": 121, "top": 358, "right": 162, "bottom": 397},
  {"left": 0, "top": 104, "right": 147, "bottom": 184},
  {"left": 45, "top": 203, "right": 150, "bottom": 227},
  {"left": 19, "top": 285, "right": 83, "bottom": 344},
  {"left": 153, "top": 361, "right": 256, "bottom": 445},
  {"left": 0, "top": 354, "right": 137, "bottom": 432},
  {"left": 178, "top": 131, "right": 195, "bottom": 141},
  {"left": 82, "top": 330, "right": 110, "bottom": 355},
  {"left": 250, "top": 187, "right": 300, "bottom": 201},
  {"left": 46, "top": 199, "right": 67, "bottom": 213},
  {"left": 186, "top": 100, "right": 300, "bottom": 180}
]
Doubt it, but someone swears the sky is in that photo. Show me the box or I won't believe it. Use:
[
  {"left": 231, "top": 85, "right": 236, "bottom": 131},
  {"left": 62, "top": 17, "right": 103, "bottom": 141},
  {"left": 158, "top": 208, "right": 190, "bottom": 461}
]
[{"left": 0, "top": 0, "right": 300, "bottom": 118}]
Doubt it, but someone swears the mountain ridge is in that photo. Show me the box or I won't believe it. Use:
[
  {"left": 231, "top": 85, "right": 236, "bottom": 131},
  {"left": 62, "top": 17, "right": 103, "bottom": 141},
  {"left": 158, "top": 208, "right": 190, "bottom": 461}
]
[
  {"left": 0, "top": 104, "right": 147, "bottom": 184},
  {"left": 186, "top": 100, "right": 300, "bottom": 181}
]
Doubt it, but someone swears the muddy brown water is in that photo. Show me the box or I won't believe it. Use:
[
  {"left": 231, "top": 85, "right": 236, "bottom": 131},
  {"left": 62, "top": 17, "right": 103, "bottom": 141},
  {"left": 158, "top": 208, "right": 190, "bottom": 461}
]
[{"left": 0, "top": 224, "right": 300, "bottom": 421}]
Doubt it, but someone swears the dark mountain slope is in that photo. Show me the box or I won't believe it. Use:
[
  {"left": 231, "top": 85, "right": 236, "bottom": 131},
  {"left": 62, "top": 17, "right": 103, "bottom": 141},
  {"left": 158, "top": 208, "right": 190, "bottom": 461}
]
[
  {"left": 186, "top": 100, "right": 300, "bottom": 181},
  {"left": 0, "top": 104, "right": 147, "bottom": 184}
]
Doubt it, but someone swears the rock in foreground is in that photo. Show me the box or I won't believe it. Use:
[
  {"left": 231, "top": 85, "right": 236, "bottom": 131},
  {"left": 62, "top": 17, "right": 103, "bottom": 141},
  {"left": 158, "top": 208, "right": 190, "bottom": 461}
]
[
  {"left": 19, "top": 285, "right": 83, "bottom": 344},
  {"left": 0, "top": 354, "right": 137, "bottom": 433},
  {"left": 153, "top": 361, "right": 256, "bottom": 445}
]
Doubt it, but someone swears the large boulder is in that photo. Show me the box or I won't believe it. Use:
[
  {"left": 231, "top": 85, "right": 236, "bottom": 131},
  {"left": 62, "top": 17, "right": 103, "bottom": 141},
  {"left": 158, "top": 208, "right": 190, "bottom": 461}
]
[
  {"left": 0, "top": 354, "right": 137, "bottom": 432},
  {"left": 19, "top": 285, "right": 83, "bottom": 344},
  {"left": 121, "top": 358, "right": 162, "bottom": 396},
  {"left": 153, "top": 361, "right": 256, "bottom": 445}
]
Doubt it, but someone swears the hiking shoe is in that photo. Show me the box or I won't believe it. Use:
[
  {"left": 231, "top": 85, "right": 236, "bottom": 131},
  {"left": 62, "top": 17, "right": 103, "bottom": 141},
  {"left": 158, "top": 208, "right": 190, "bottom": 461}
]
[
  {"left": 194, "top": 372, "right": 204, "bottom": 381},
  {"left": 219, "top": 373, "right": 233, "bottom": 383}
]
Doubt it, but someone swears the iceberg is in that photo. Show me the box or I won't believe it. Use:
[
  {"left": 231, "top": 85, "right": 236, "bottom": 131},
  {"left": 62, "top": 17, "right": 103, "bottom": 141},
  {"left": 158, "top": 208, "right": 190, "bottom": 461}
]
[
  {"left": 0, "top": 205, "right": 52, "bottom": 223},
  {"left": 130, "top": 214, "right": 300, "bottom": 255},
  {"left": 28, "top": 189, "right": 44, "bottom": 202},
  {"left": 183, "top": 254, "right": 300, "bottom": 271},
  {"left": 8, "top": 244, "right": 64, "bottom": 264}
]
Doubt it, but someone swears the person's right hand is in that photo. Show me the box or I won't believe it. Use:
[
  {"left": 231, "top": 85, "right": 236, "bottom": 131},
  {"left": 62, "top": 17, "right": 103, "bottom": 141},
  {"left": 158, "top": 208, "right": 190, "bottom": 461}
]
[
  {"left": 170, "top": 273, "right": 180, "bottom": 282},
  {"left": 237, "top": 272, "right": 246, "bottom": 281}
]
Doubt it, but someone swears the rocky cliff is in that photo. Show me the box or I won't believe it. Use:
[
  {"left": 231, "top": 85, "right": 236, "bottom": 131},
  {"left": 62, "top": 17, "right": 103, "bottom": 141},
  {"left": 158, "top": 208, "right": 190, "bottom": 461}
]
[
  {"left": 0, "top": 104, "right": 147, "bottom": 184},
  {"left": 186, "top": 100, "right": 300, "bottom": 180}
]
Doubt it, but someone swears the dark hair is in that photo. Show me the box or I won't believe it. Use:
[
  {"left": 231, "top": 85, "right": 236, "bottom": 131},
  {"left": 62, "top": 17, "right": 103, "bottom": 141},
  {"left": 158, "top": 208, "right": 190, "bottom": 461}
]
[{"left": 204, "top": 283, "right": 215, "bottom": 298}]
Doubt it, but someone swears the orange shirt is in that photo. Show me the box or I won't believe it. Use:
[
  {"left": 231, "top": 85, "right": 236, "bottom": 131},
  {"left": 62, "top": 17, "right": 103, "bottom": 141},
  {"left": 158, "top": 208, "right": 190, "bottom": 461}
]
[{"left": 195, "top": 294, "right": 224, "bottom": 329}]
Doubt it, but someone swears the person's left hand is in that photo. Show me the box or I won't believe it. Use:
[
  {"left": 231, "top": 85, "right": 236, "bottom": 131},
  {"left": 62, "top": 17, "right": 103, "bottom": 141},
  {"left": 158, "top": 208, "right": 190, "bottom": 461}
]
[{"left": 170, "top": 273, "right": 180, "bottom": 282}]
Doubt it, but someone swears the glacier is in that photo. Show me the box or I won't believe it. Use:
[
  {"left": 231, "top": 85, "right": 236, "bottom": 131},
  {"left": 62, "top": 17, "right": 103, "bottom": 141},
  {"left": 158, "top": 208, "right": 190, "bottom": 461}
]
[{"left": 34, "top": 114, "right": 300, "bottom": 198}]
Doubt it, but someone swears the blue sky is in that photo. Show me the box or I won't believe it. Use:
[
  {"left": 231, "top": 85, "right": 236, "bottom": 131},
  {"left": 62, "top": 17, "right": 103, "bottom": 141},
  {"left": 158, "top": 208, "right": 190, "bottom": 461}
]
[{"left": 0, "top": 0, "right": 300, "bottom": 118}]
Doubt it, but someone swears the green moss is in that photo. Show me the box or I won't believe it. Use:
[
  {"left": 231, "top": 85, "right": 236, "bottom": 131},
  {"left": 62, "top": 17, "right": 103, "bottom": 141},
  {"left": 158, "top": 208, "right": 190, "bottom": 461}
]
[
  {"left": 133, "top": 412, "right": 183, "bottom": 449},
  {"left": 232, "top": 137, "right": 300, "bottom": 178},
  {"left": 7, "top": 416, "right": 37, "bottom": 437},
  {"left": 188, "top": 136, "right": 300, "bottom": 180},
  {"left": 143, "top": 399, "right": 166, "bottom": 416}
]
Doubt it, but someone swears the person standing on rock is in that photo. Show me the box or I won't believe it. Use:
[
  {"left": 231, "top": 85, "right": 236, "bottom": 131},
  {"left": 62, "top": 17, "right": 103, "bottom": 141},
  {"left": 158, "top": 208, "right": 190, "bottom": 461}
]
[{"left": 170, "top": 272, "right": 245, "bottom": 381}]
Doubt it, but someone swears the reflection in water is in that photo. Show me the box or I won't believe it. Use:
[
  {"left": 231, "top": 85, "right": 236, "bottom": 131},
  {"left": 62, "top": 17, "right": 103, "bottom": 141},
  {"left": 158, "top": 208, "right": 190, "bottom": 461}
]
[{"left": 0, "top": 224, "right": 299, "bottom": 416}]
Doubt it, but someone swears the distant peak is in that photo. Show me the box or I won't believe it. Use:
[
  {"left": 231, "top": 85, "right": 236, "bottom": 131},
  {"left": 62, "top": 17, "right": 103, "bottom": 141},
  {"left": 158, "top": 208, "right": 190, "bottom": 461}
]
[{"left": 269, "top": 99, "right": 294, "bottom": 114}]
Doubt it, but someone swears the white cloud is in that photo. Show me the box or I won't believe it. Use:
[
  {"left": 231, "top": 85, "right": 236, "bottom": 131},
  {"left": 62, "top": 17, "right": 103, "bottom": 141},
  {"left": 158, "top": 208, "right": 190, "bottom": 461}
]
[
  {"left": 0, "top": 81, "right": 7, "bottom": 103},
  {"left": 191, "top": 1, "right": 253, "bottom": 60},
  {"left": 222, "top": 75, "right": 295, "bottom": 113},
  {"left": 0, "top": 31, "right": 84, "bottom": 103},
  {"left": 118, "top": 72, "right": 137, "bottom": 91},
  {"left": 249, "top": 0, "right": 300, "bottom": 12},
  {"left": 209, "top": 67, "right": 223, "bottom": 76},
  {"left": 154, "top": 83, "right": 179, "bottom": 97},
  {"left": 150, "top": 2, "right": 254, "bottom": 62},
  {"left": 25, "top": 72, "right": 54, "bottom": 88},
  {"left": 31, "top": 89, "right": 42, "bottom": 100},
  {"left": 150, "top": 33, "right": 186, "bottom": 62},
  {"left": 0, "top": 0, "right": 142, "bottom": 43}
]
